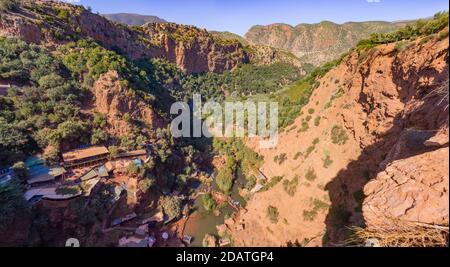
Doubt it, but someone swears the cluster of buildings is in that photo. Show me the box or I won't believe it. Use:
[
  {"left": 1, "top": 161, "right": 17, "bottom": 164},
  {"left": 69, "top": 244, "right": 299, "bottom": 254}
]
[{"left": 1, "top": 145, "right": 149, "bottom": 204}]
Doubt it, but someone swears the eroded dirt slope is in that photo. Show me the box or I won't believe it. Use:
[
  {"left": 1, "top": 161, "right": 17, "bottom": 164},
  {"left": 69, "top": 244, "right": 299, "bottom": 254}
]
[{"left": 230, "top": 31, "right": 449, "bottom": 247}]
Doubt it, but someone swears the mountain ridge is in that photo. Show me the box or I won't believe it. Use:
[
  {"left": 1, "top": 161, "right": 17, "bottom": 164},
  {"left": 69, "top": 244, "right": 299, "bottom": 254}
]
[
  {"left": 103, "top": 13, "right": 168, "bottom": 25},
  {"left": 245, "top": 20, "right": 412, "bottom": 65}
]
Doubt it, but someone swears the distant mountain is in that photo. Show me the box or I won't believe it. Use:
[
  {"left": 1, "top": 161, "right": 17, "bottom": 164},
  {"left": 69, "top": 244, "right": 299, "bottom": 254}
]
[
  {"left": 245, "top": 20, "right": 411, "bottom": 65},
  {"left": 103, "top": 13, "right": 167, "bottom": 26},
  {"left": 210, "top": 31, "right": 249, "bottom": 46}
]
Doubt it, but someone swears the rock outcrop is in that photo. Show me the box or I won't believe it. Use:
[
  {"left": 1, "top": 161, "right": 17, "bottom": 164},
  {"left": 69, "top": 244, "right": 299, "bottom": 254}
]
[{"left": 93, "top": 70, "right": 161, "bottom": 137}]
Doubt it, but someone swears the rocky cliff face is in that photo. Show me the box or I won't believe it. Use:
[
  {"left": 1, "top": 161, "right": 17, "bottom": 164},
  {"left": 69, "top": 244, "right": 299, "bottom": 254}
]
[
  {"left": 0, "top": 0, "right": 249, "bottom": 74},
  {"left": 247, "top": 44, "right": 305, "bottom": 69},
  {"left": 92, "top": 70, "right": 162, "bottom": 137},
  {"left": 232, "top": 29, "right": 448, "bottom": 247},
  {"left": 140, "top": 23, "right": 249, "bottom": 74},
  {"left": 245, "top": 21, "right": 408, "bottom": 66}
]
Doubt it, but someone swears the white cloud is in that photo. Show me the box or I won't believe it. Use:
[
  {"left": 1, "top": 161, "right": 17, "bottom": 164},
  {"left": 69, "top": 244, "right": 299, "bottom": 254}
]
[{"left": 366, "top": 0, "right": 381, "bottom": 3}]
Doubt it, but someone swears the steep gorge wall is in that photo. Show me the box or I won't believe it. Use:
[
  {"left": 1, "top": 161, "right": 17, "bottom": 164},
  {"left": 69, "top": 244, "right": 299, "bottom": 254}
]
[
  {"left": 231, "top": 31, "right": 448, "bottom": 246},
  {"left": 0, "top": 0, "right": 249, "bottom": 74}
]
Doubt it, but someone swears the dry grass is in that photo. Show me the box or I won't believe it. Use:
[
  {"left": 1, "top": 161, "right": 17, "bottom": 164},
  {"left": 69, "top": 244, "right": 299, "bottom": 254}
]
[
  {"left": 347, "top": 222, "right": 449, "bottom": 247},
  {"left": 426, "top": 79, "right": 449, "bottom": 111}
]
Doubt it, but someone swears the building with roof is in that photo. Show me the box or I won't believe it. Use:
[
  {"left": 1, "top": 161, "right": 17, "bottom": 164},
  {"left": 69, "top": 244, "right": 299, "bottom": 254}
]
[
  {"left": 25, "top": 156, "right": 66, "bottom": 186},
  {"left": 115, "top": 149, "right": 147, "bottom": 159},
  {"left": 62, "top": 146, "right": 110, "bottom": 169},
  {"left": 24, "top": 186, "right": 82, "bottom": 203},
  {"left": 78, "top": 165, "right": 109, "bottom": 182}
]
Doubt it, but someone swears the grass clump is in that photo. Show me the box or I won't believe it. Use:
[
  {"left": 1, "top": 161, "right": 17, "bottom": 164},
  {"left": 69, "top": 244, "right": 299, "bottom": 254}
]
[
  {"left": 314, "top": 116, "right": 321, "bottom": 127},
  {"left": 261, "top": 176, "right": 284, "bottom": 192},
  {"left": 302, "top": 198, "right": 330, "bottom": 221},
  {"left": 348, "top": 223, "right": 449, "bottom": 247},
  {"left": 322, "top": 151, "right": 333, "bottom": 168},
  {"left": 331, "top": 125, "right": 349, "bottom": 145},
  {"left": 201, "top": 193, "right": 216, "bottom": 212},
  {"left": 305, "top": 167, "right": 317, "bottom": 182},
  {"left": 293, "top": 152, "right": 303, "bottom": 160},
  {"left": 324, "top": 86, "right": 345, "bottom": 109},
  {"left": 267, "top": 206, "right": 279, "bottom": 224},
  {"left": 283, "top": 175, "right": 299, "bottom": 197},
  {"left": 274, "top": 153, "right": 288, "bottom": 165},
  {"left": 298, "top": 121, "right": 309, "bottom": 133}
]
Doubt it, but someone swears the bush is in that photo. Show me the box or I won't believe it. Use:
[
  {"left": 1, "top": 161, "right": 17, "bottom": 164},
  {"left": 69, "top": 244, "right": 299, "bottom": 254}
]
[
  {"left": 137, "top": 178, "right": 154, "bottom": 193},
  {"left": 274, "top": 153, "right": 287, "bottom": 165},
  {"left": 0, "top": 0, "right": 19, "bottom": 12},
  {"left": 215, "top": 157, "right": 236, "bottom": 194},
  {"left": 322, "top": 153, "right": 333, "bottom": 168},
  {"left": 261, "top": 176, "right": 284, "bottom": 191},
  {"left": 293, "top": 152, "right": 302, "bottom": 160},
  {"left": 55, "top": 186, "right": 80, "bottom": 195},
  {"left": 0, "top": 181, "right": 28, "bottom": 231},
  {"left": 331, "top": 125, "right": 349, "bottom": 145},
  {"left": 201, "top": 193, "right": 216, "bottom": 211},
  {"left": 267, "top": 206, "right": 279, "bottom": 224},
  {"left": 303, "top": 198, "right": 329, "bottom": 222},
  {"left": 245, "top": 175, "right": 257, "bottom": 191},
  {"left": 314, "top": 116, "right": 321, "bottom": 127},
  {"left": 11, "top": 161, "right": 28, "bottom": 183},
  {"left": 161, "top": 196, "right": 182, "bottom": 220},
  {"left": 305, "top": 144, "right": 315, "bottom": 158},
  {"left": 305, "top": 167, "right": 317, "bottom": 182},
  {"left": 298, "top": 121, "right": 309, "bottom": 132},
  {"left": 283, "top": 175, "right": 299, "bottom": 197},
  {"left": 91, "top": 128, "right": 109, "bottom": 145}
]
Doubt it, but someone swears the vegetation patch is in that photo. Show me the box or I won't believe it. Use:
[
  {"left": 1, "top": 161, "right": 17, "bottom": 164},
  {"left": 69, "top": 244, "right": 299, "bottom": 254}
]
[
  {"left": 302, "top": 198, "right": 330, "bottom": 221},
  {"left": 355, "top": 12, "right": 449, "bottom": 51},
  {"left": 298, "top": 121, "right": 309, "bottom": 133},
  {"left": 161, "top": 195, "right": 182, "bottom": 220},
  {"left": 324, "top": 86, "right": 345, "bottom": 109},
  {"left": 201, "top": 193, "right": 216, "bottom": 211},
  {"left": 282, "top": 175, "right": 299, "bottom": 197},
  {"left": 274, "top": 153, "right": 288, "bottom": 165},
  {"left": 261, "top": 176, "right": 284, "bottom": 192},
  {"left": 293, "top": 152, "right": 303, "bottom": 160},
  {"left": 267, "top": 205, "right": 279, "bottom": 224},
  {"left": 305, "top": 167, "right": 317, "bottom": 182},
  {"left": 322, "top": 151, "right": 333, "bottom": 168},
  {"left": 55, "top": 186, "right": 81, "bottom": 196},
  {"left": 314, "top": 116, "right": 321, "bottom": 127},
  {"left": 331, "top": 125, "right": 349, "bottom": 145}
]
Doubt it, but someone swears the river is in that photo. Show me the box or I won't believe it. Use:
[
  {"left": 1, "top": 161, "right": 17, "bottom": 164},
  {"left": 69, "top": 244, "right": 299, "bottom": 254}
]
[{"left": 184, "top": 169, "right": 247, "bottom": 247}]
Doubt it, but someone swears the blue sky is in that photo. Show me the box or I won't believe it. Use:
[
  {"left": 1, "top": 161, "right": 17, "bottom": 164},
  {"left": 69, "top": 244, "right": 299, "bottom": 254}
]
[{"left": 68, "top": 0, "right": 449, "bottom": 35}]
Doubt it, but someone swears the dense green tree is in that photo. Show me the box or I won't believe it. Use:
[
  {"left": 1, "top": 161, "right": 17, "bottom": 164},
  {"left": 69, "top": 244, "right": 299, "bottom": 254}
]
[
  {"left": 0, "top": 181, "right": 29, "bottom": 231},
  {"left": 161, "top": 195, "right": 182, "bottom": 220},
  {"left": 11, "top": 161, "right": 28, "bottom": 183}
]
